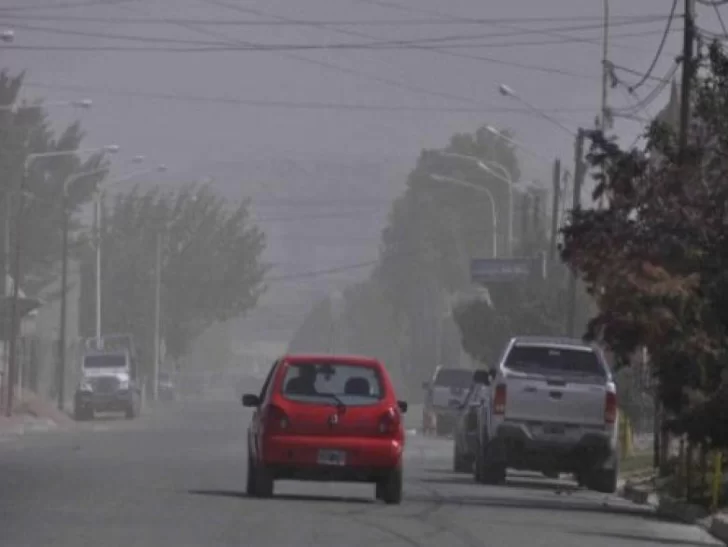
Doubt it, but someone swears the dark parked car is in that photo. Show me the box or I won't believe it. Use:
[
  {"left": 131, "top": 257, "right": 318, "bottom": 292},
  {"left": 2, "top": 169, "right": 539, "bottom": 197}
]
[{"left": 453, "top": 377, "right": 491, "bottom": 473}]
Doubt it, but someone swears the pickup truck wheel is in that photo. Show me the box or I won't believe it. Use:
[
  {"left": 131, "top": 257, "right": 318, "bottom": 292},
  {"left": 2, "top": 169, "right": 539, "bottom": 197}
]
[
  {"left": 73, "top": 405, "right": 91, "bottom": 421},
  {"left": 453, "top": 444, "right": 471, "bottom": 473},
  {"left": 124, "top": 403, "right": 136, "bottom": 420},
  {"left": 378, "top": 468, "right": 403, "bottom": 505},
  {"left": 474, "top": 444, "right": 503, "bottom": 484},
  {"left": 586, "top": 466, "right": 618, "bottom": 494}
]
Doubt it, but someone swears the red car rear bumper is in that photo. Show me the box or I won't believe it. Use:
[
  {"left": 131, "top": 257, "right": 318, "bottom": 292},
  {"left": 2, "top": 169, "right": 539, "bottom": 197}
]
[{"left": 262, "top": 434, "right": 403, "bottom": 468}]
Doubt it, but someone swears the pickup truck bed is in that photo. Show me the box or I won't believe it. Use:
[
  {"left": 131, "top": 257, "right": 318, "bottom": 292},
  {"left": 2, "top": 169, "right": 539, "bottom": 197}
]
[{"left": 475, "top": 336, "right": 619, "bottom": 494}]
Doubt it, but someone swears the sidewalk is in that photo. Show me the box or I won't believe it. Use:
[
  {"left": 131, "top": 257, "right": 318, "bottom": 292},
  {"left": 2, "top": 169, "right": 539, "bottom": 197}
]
[
  {"left": 620, "top": 475, "right": 728, "bottom": 545},
  {"left": 0, "top": 390, "right": 74, "bottom": 439}
]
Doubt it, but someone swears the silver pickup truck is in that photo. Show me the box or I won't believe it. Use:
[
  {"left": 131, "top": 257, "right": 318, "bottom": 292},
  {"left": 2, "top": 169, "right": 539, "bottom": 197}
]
[{"left": 474, "top": 336, "right": 619, "bottom": 493}]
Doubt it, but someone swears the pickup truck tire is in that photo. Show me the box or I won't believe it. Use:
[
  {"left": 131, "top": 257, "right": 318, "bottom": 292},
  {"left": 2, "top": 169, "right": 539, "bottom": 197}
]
[
  {"left": 586, "top": 466, "right": 618, "bottom": 494},
  {"left": 474, "top": 443, "right": 506, "bottom": 485},
  {"left": 453, "top": 443, "right": 471, "bottom": 473},
  {"left": 124, "top": 403, "right": 136, "bottom": 420},
  {"left": 73, "top": 405, "right": 92, "bottom": 422}
]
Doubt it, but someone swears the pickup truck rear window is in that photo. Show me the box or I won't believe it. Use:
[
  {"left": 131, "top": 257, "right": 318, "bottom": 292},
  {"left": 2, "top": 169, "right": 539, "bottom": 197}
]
[
  {"left": 504, "top": 346, "right": 606, "bottom": 378},
  {"left": 434, "top": 369, "right": 474, "bottom": 388}
]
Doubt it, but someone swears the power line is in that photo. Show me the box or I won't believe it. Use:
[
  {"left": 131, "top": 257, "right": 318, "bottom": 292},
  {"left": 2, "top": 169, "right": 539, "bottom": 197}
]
[
  {"left": 0, "top": 18, "right": 671, "bottom": 49},
  {"left": 626, "top": 0, "right": 679, "bottom": 93},
  {"left": 22, "top": 80, "right": 599, "bottom": 114},
  {"left": 0, "top": 13, "right": 673, "bottom": 26},
  {"left": 351, "top": 0, "right": 678, "bottom": 55},
  {"left": 1, "top": 28, "right": 680, "bottom": 53},
  {"left": 712, "top": 2, "right": 728, "bottom": 35},
  {"left": 0, "top": 0, "right": 135, "bottom": 11},
  {"left": 0, "top": 18, "right": 670, "bottom": 48},
  {"left": 266, "top": 259, "right": 378, "bottom": 282}
]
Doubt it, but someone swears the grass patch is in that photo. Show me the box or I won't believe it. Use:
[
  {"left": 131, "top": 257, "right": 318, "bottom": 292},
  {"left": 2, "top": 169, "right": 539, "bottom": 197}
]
[{"left": 621, "top": 450, "right": 654, "bottom": 476}]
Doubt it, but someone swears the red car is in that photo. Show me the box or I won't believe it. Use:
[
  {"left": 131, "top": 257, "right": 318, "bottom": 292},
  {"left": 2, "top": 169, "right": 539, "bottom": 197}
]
[{"left": 242, "top": 354, "right": 408, "bottom": 504}]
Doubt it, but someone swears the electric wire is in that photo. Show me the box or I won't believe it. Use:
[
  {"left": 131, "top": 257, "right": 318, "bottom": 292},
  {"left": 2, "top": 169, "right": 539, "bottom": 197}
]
[{"left": 626, "top": 0, "right": 679, "bottom": 93}]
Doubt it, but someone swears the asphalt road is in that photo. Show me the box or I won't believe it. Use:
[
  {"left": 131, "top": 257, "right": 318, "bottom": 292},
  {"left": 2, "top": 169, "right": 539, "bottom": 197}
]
[{"left": 0, "top": 401, "right": 721, "bottom": 547}]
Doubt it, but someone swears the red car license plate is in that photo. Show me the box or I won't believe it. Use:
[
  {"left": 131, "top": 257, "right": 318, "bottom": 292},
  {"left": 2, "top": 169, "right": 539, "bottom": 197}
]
[{"left": 317, "top": 449, "right": 346, "bottom": 466}]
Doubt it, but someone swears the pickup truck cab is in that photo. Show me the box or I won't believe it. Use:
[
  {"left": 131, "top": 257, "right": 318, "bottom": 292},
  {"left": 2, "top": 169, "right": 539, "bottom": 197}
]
[
  {"left": 474, "top": 336, "right": 619, "bottom": 493},
  {"left": 422, "top": 366, "right": 474, "bottom": 436}
]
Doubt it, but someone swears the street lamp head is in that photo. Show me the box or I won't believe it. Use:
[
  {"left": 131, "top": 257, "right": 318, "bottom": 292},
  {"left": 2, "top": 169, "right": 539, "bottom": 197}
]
[
  {"left": 498, "top": 84, "right": 515, "bottom": 98},
  {"left": 156, "top": 164, "right": 168, "bottom": 172},
  {"left": 485, "top": 125, "right": 501, "bottom": 136},
  {"left": 72, "top": 98, "right": 93, "bottom": 109},
  {"left": 131, "top": 155, "right": 145, "bottom": 164},
  {"left": 1, "top": 29, "right": 14, "bottom": 43},
  {"left": 103, "top": 144, "right": 121, "bottom": 154}
]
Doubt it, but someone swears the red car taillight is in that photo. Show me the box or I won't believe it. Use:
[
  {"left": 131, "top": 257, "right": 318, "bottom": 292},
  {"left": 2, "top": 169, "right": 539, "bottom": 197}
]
[
  {"left": 493, "top": 384, "right": 507, "bottom": 415},
  {"left": 264, "top": 404, "right": 290, "bottom": 433},
  {"left": 604, "top": 391, "right": 617, "bottom": 424},
  {"left": 378, "top": 407, "right": 401, "bottom": 435}
]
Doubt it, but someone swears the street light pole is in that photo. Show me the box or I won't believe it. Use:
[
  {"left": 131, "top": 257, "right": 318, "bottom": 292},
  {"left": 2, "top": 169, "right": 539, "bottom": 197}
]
[
  {"left": 429, "top": 174, "right": 498, "bottom": 258},
  {"left": 57, "top": 167, "right": 111, "bottom": 411},
  {"left": 4, "top": 171, "right": 25, "bottom": 417},
  {"left": 93, "top": 163, "right": 166, "bottom": 348},
  {"left": 152, "top": 231, "right": 161, "bottom": 401},
  {"left": 3, "top": 145, "right": 119, "bottom": 417},
  {"left": 434, "top": 151, "right": 514, "bottom": 256}
]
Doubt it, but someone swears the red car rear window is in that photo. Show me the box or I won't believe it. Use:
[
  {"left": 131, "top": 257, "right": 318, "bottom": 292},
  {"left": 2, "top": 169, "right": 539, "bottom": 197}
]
[{"left": 281, "top": 362, "right": 385, "bottom": 406}]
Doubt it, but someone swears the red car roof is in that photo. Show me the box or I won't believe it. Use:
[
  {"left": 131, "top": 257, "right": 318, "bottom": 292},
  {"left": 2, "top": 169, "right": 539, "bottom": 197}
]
[{"left": 282, "top": 354, "right": 381, "bottom": 367}]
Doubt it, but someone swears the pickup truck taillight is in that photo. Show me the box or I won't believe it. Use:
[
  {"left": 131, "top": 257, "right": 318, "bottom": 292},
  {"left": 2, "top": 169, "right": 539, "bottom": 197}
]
[
  {"left": 493, "top": 384, "right": 507, "bottom": 415},
  {"left": 264, "top": 404, "right": 290, "bottom": 433},
  {"left": 604, "top": 391, "right": 617, "bottom": 424}
]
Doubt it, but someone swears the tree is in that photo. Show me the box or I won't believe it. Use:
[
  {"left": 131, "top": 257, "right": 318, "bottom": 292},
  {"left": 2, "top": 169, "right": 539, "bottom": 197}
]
[
  {"left": 0, "top": 70, "right": 107, "bottom": 297},
  {"left": 287, "top": 296, "right": 335, "bottom": 353},
  {"left": 81, "top": 183, "right": 267, "bottom": 370},
  {"left": 289, "top": 124, "right": 525, "bottom": 389},
  {"left": 559, "top": 41, "right": 728, "bottom": 448}
]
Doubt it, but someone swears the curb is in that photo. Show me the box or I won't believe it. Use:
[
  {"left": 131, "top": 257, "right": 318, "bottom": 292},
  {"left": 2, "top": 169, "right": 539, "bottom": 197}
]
[
  {"left": 0, "top": 417, "right": 61, "bottom": 438},
  {"left": 709, "top": 516, "right": 728, "bottom": 545},
  {"left": 619, "top": 482, "right": 728, "bottom": 545}
]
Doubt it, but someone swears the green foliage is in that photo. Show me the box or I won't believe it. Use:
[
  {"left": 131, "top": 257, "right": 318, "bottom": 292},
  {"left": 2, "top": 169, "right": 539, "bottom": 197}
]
[
  {"left": 84, "top": 183, "right": 267, "bottom": 365},
  {"left": 0, "top": 70, "right": 108, "bottom": 296},
  {"left": 560, "top": 42, "right": 728, "bottom": 447},
  {"left": 451, "top": 260, "right": 581, "bottom": 367},
  {"left": 289, "top": 124, "right": 534, "bottom": 384},
  {"left": 287, "top": 296, "right": 335, "bottom": 353}
]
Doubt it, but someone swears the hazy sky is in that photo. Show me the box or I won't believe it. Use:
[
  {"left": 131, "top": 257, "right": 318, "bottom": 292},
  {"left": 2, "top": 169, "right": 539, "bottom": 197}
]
[
  {"left": 2, "top": 0, "right": 713, "bottom": 175},
  {"left": 1, "top": 0, "right": 722, "bottom": 342}
]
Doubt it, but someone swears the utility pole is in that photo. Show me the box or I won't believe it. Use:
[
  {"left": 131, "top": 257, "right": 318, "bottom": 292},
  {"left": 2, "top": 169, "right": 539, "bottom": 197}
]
[
  {"left": 532, "top": 191, "right": 541, "bottom": 243},
  {"left": 5, "top": 174, "right": 26, "bottom": 417},
  {"left": 152, "top": 231, "right": 162, "bottom": 401},
  {"left": 520, "top": 193, "right": 531, "bottom": 255},
  {"left": 549, "top": 158, "right": 562, "bottom": 262},
  {"left": 57, "top": 192, "right": 69, "bottom": 411},
  {"left": 566, "top": 129, "right": 587, "bottom": 337},
  {"left": 600, "top": 0, "right": 611, "bottom": 133},
  {"left": 1, "top": 197, "right": 9, "bottom": 410},
  {"left": 678, "top": 0, "right": 696, "bottom": 159}
]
